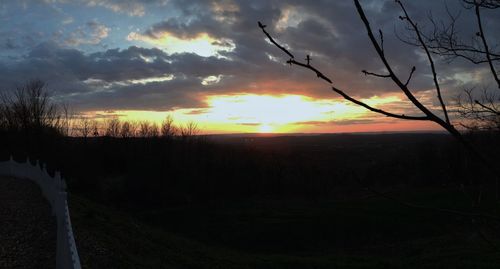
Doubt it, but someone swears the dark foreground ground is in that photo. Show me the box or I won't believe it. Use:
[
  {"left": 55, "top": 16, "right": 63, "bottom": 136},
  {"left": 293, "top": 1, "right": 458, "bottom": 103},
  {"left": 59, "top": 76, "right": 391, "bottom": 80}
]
[
  {"left": 0, "top": 177, "right": 56, "bottom": 269},
  {"left": 4, "top": 132, "right": 500, "bottom": 268},
  {"left": 70, "top": 185, "right": 500, "bottom": 269}
]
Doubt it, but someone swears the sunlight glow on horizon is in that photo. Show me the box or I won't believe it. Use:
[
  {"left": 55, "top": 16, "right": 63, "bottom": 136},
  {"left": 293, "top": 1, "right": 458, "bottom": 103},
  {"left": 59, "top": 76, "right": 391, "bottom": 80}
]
[{"left": 80, "top": 93, "right": 439, "bottom": 134}]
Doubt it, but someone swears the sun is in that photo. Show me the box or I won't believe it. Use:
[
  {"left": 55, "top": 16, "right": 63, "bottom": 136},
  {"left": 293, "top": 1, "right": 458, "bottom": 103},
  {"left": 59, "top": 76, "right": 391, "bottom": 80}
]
[{"left": 258, "top": 124, "right": 273, "bottom": 133}]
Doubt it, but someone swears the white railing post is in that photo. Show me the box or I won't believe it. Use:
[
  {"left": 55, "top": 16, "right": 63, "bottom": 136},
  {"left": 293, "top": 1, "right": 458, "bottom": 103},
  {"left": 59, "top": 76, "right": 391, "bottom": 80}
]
[
  {"left": 56, "top": 191, "right": 67, "bottom": 269},
  {"left": 65, "top": 200, "right": 81, "bottom": 269}
]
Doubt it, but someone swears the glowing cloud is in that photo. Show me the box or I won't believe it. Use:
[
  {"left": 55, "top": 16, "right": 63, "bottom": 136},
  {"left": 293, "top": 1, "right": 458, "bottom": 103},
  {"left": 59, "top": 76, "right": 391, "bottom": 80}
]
[
  {"left": 127, "top": 75, "right": 174, "bottom": 85},
  {"left": 127, "top": 31, "right": 235, "bottom": 57},
  {"left": 201, "top": 75, "right": 222, "bottom": 86}
]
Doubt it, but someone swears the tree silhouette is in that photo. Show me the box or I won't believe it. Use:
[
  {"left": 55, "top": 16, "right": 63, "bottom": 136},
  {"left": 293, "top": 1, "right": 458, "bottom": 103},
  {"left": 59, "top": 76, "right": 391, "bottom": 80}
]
[
  {"left": 0, "top": 79, "right": 64, "bottom": 135},
  {"left": 74, "top": 117, "right": 92, "bottom": 138},
  {"left": 161, "top": 115, "right": 177, "bottom": 138},
  {"left": 104, "top": 118, "right": 121, "bottom": 137}
]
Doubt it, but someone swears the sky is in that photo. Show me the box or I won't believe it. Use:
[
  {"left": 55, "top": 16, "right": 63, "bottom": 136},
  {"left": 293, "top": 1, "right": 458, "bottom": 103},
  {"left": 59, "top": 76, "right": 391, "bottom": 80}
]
[{"left": 0, "top": 0, "right": 499, "bottom": 134}]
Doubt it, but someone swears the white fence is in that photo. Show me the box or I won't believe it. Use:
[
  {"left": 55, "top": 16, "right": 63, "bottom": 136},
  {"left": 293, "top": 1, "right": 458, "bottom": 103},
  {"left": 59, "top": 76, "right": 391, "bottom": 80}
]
[{"left": 0, "top": 157, "right": 81, "bottom": 269}]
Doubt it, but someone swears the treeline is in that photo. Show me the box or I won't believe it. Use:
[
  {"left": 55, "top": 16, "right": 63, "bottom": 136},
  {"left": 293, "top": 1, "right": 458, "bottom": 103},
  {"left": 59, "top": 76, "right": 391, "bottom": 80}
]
[
  {"left": 72, "top": 116, "right": 199, "bottom": 139},
  {"left": 0, "top": 80, "right": 199, "bottom": 139}
]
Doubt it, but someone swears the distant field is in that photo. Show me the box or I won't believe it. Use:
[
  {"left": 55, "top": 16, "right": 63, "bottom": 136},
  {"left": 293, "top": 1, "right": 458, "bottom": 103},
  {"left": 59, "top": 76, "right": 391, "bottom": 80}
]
[{"left": 70, "top": 185, "right": 500, "bottom": 269}]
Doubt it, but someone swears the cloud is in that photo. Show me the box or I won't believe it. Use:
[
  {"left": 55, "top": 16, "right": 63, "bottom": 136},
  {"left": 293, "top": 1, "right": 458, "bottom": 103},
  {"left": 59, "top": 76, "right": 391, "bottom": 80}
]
[
  {"left": 84, "top": 0, "right": 147, "bottom": 17},
  {"left": 64, "top": 20, "right": 109, "bottom": 46}
]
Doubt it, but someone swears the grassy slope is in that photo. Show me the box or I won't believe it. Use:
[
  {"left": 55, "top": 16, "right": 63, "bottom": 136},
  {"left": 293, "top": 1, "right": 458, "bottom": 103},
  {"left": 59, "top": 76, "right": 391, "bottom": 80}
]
[{"left": 70, "top": 188, "right": 500, "bottom": 269}]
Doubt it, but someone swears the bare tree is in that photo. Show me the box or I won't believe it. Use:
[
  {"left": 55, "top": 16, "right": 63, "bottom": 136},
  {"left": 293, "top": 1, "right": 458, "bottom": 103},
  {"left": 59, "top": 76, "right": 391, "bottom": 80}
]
[
  {"left": 258, "top": 0, "right": 500, "bottom": 200},
  {"left": 149, "top": 123, "right": 159, "bottom": 137},
  {"left": 120, "top": 121, "right": 136, "bottom": 138},
  {"left": 160, "top": 115, "right": 177, "bottom": 138},
  {"left": 138, "top": 121, "right": 159, "bottom": 138},
  {"left": 180, "top": 121, "right": 199, "bottom": 138},
  {"left": 104, "top": 118, "right": 121, "bottom": 137},
  {"left": 397, "top": 0, "right": 500, "bottom": 130},
  {"left": 59, "top": 103, "right": 73, "bottom": 136},
  {"left": 91, "top": 120, "right": 100, "bottom": 137},
  {"left": 457, "top": 88, "right": 500, "bottom": 130},
  {"left": 138, "top": 121, "right": 150, "bottom": 137},
  {"left": 0, "top": 79, "right": 63, "bottom": 135},
  {"left": 75, "top": 117, "right": 92, "bottom": 138}
]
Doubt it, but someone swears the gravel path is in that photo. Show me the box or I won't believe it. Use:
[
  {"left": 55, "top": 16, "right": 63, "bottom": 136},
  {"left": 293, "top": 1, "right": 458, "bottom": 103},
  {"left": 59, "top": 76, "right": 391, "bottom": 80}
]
[{"left": 0, "top": 176, "right": 56, "bottom": 269}]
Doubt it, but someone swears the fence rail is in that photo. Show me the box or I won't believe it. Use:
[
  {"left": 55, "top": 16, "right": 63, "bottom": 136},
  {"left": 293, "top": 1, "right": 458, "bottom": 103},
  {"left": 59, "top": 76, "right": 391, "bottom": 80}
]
[{"left": 0, "top": 156, "right": 81, "bottom": 269}]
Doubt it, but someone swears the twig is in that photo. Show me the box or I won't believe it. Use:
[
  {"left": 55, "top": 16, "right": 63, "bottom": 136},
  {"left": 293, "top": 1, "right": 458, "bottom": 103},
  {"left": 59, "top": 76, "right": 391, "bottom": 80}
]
[
  {"left": 379, "top": 29, "right": 384, "bottom": 55},
  {"left": 332, "top": 87, "right": 428, "bottom": 120},
  {"left": 362, "top": 70, "right": 391, "bottom": 78},
  {"left": 475, "top": 99, "right": 500, "bottom": 115},
  {"left": 397, "top": 0, "right": 450, "bottom": 124},
  {"left": 474, "top": 3, "right": 500, "bottom": 89},
  {"left": 287, "top": 59, "right": 333, "bottom": 84},
  {"left": 405, "top": 66, "right": 416, "bottom": 86},
  {"left": 258, "top": 21, "right": 294, "bottom": 59}
]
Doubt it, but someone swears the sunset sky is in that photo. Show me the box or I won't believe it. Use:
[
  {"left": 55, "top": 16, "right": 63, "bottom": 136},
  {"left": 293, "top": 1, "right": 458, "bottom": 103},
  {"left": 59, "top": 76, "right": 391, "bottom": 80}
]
[{"left": 1, "top": 0, "right": 498, "bottom": 134}]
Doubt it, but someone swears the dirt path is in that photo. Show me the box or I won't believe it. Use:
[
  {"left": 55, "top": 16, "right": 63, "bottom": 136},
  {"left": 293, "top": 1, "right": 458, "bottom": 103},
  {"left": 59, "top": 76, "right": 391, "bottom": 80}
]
[{"left": 0, "top": 176, "right": 56, "bottom": 269}]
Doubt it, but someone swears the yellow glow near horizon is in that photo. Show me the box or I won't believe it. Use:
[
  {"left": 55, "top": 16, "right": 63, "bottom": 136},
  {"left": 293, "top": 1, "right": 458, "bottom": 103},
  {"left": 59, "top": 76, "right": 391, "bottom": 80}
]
[
  {"left": 206, "top": 94, "right": 333, "bottom": 122},
  {"left": 84, "top": 94, "right": 414, "bottom": 134}
]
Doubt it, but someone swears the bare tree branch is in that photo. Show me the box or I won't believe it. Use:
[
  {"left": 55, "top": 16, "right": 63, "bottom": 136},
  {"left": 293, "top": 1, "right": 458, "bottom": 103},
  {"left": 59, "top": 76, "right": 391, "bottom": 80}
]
[
  {"left": 258, "top": 20, "right": 429, "bottom": 121},
  {"left": 378, "top": 29, "right": 385, "bottom": 55},
  {"left": 397, "top": 5, "right": 500, "bottom": 65},
  {"left": 331, "top": 86, "right": 429, "bottom": 120},
  {"left": 286, "top": 59, "right": 333, "bottom": 84},
  {"left": 353, "top": 0, "right": 441, "bottom": 123},
  {"left": 362, "top": 70, "right": 391, "bottom": 78},
  {"left": 258, "top": 21, "right": 294, "bottom": 59},
  {"left": 475, "top": 99, "right": 500, "bottom": 115},
  {"left": 405, "top": 66, "right": 416, "bottom": 87},
  {"left": 474, "top": 2, "right": 500, "bottom": 89},
  {"left": 396, "top": 0, "right": 450, "bottom": 124}
]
